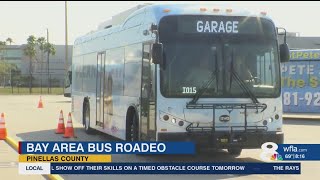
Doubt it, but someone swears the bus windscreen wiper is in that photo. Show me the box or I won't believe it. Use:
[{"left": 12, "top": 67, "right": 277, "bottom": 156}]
[
  {"left": 230, "top": 50, "right": 259, "bottom": 104},
  {"left": 189, "top": 71, "right": 217, "bottom": 104},
  {"left": 189, "top": 51, "right": 218, "bottom": 104}
]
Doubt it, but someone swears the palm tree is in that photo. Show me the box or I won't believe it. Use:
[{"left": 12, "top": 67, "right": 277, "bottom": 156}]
[
  {"left": 44, "top": 42, "right": 56, "bottom": 56},
  {"left": 37, "top": 37, "right": 46, "bottom": 91},
  {"left": 44, "top": 42, "right": 56, "bottom": 93},
  {"left": 6, "top": 38, "right": 13, "bottom": 45},
  {"left": 37, "top": 37, "right": 46, "bottom": 56},
  {"left": 0, "top": 41, "right": 6, "bottom": 47},
  {"left": 23, "top": 35, "right": 37, "bottom": 93},
  {"left": 0, "top": 41, "right": 6, "bottom": 60},
  {"left": 0, "top": 41, "right": 9, "bottom": 87}
]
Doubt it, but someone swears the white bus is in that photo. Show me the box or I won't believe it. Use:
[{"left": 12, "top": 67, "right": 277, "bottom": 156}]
[{"left": 72, "top": 4, "right": 290, "bottom": 155}]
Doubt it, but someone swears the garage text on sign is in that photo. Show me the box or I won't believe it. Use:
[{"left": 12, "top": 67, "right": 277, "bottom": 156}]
[{"left": 196, "top": 21, "right": 239, "bottom": 33}]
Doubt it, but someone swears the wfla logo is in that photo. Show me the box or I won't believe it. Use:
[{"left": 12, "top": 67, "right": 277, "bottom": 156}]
[{"left": 260, "top": 142, "right": 283, "bottom": 161}]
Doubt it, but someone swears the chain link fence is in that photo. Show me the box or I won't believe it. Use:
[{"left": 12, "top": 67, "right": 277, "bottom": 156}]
[{"left": 0, "top": 72, "right": 65, "bottom": 94}]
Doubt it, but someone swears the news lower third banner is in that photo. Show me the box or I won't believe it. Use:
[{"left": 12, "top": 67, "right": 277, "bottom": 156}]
[
  {"left": 19, "top": 163, "right": 301, "bottom": 175},
  {"left": 17, "top": 142, "right": 320, "bottom": 174},
  {"left": 19, "top": 142, "right": 195, "bottom": 154}
]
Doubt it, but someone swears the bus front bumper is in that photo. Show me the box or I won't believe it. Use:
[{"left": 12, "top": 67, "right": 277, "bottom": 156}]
[{"left": 158, "top": 131, "right": 284, "bottom": 149}]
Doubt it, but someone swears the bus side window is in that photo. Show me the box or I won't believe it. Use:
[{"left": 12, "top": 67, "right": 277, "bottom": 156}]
[{"left": 124, "top": 44, "right": 142, "bottom": 97}]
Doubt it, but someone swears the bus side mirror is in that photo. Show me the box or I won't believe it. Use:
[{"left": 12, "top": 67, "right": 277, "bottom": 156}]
[
  {"left": 280, "top": 43, "right": 290, "bottom": 63},
  {"left": 152, "top": 43, "right": 163, "bottom": 65}
]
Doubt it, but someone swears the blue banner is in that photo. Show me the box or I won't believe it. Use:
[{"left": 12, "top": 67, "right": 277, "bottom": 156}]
[
  {"left": 50, "top": 163, "right": 301, "bottom": 174},
  {"left": 277, "top": 144, "right": 320, "bottom": 161},
  {"left": 19, "top": 142, "right": 195, "bottom": 155},
  {"left": 281, "top": 50, "right": 320, "bottom": 113}
]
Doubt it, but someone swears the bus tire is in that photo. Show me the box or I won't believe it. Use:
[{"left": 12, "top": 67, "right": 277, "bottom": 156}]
[
  {"left": 83, "top": 101, "right": 94, "bottom": 134},
  {"left": 126, "top": 111, "right": 139, "bottom": 141},
  {"left": 227, "top": 147, "right": 242, "bottom": 157}
]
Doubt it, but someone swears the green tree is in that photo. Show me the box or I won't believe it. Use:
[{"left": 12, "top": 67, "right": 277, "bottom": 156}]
[
  {"left": 0, "top": 38, "right": 21, "bottom": 88},
  {"left": 37, "top": 37, "right": 46, "bottom": 89},
  {"left": 44, "top": 42, "right": 56, "bottom": 56},
  {"left": 0, "top": 41, "right": 6, "bottom": 60},
  {"left": 37, "top": 37, "right": 46, "bottom": 63},
  {"left": 0, "top": 61, "right": 17, "bottom": 87},
  {"left": 23, "top": 35, "right": 37, "bottom": 93},
  {"left": 6, "top": 38, "right": 13, "bottom": 45},
  {"left": 0, "top": 41, "right": 6, "bottom": 48},
  {"left": 44, "top": 42, "right": 56, "bottom": 92},
  {"left": 0, "top": 41, "right": 8, "bottom": 87},
  {"left": 10, "top": 64, "right": 21, "bottom": 86},
  {"left": 0, "top": 61, "right": 10, "bottom": 76}
]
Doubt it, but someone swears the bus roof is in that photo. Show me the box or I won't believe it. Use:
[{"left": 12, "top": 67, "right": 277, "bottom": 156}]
[{"left": 74, "top": 3, "right": 274, "bottom": 45}]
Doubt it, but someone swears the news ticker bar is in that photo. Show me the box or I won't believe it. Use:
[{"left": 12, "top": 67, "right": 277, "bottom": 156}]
[{"left": 19, "top": 162, "right": 301, "bottom": 174}]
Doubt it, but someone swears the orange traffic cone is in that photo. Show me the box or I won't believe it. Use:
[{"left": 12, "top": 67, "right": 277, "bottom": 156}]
[
  {"left": 63, "top": 113, "right": 77, "bottom": 138},
  {"left": 55, "top": 110, "right": 65, "bottom": 134},
  {"left": 0, "top": 113, "right": 7, "bottom": 140},
  {"left": 38, "top": 96, "right": 44, "bottom": 108}
]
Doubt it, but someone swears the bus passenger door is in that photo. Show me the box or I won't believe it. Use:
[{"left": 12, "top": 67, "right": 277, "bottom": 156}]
[
  {"left": 96, "top": 52, "right": 105, "bottom": 128},
  {"left": 140, "top": 44, "right": 156, "bottom": 141}
]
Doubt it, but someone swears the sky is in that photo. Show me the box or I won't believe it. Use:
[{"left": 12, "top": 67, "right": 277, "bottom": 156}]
[{"left": 1, "top": 1, "right": 320, "bottom": 45}]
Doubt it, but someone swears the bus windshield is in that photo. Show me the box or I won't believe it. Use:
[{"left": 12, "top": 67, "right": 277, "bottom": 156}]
[{"left": 159, "top": 15, "right": 280, "bottom": 98}]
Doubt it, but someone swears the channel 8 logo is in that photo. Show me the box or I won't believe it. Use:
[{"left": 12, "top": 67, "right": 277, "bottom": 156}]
[{"left": 260, "top": 142, "right": 283, "bottom": 161}]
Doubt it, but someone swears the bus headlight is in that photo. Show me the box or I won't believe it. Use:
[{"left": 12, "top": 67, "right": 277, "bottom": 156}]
[
  {"left": 163, "top": 115, "right": 169, "bottom": 121},
  {"left": 263, "top": 120, "right": 268, "bottom": 126},
  {"left": 159, "top": 111, "right": 187, "bottom": 127},
  {"left": 171, "top": 118, "right": 176, "bottom": 124},
  {"left": 275, "top": 114, "right": 279, "bottom": 120},
  {"left": 268, "top": 117, "right": 274, "bottom": 123}
]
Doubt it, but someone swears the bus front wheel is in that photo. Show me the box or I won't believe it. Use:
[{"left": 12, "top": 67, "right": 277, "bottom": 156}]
[
  {"left": 126, "top": 112, "right": 139, "bottom": 141},
  {"left": 227, "top": 148, "right": 242, "bottom": 157},
  {"left": 83, "top": 102, "right": 94, "bottom": 134}
]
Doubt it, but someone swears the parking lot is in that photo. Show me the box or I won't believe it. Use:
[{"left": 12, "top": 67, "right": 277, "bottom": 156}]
[{"left": 0, "top": 95, "right": 319, "bottom": 180}]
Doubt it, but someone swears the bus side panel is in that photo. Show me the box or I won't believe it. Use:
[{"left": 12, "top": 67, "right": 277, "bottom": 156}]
[
  {"left": 72, "top": 55, "right": 84, "bottom": 124},
  {"left": 123, "top": 43, "right": 142, "bottom": 137},
  {"left": 82, "top": 53, "right": 98, "bottom": 129},
  {"left": 72, "top": 53, "right": 98, "bottom": 127},
  {"left": 72, "top": 93, "right": 83, "bottom": 125},
  {"left": 103, "top": 48, "right": 125, "bottom": 139},
  {"left": 100, "top": 43, "right": 142, "bottom": 140}
]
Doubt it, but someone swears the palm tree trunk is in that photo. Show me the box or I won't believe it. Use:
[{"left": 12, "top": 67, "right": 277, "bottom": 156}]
[
  {"left": 29, "top": 57, "right": 32, "bottom": 94},
  {"left": 47, "top": 52, "right": 50, "bottom": 94},
  {"left": 40, "top": 53, "right": 43, "bottom": 94}
]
